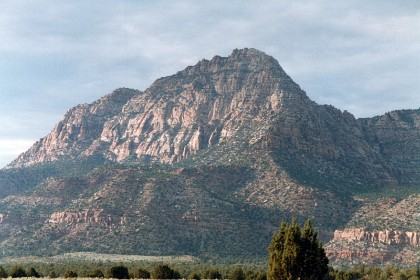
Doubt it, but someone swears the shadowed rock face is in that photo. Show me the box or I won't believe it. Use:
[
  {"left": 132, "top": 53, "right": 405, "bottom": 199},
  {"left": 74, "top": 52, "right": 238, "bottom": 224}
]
[
  {"left": 7, "top": 49, "right": 420, "bottom": 188},
  {"left": 1, "top": 48, "right": 419, "bottom": 266},
  {"left": 9, "top": 48, "right": 303, "bottom": 167}
]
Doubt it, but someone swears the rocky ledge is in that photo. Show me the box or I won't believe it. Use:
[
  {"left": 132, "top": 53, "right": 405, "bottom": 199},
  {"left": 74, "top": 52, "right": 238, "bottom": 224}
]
[
  {"left": 326, "top": 227, "right": 419, "bottom": 268},
  {"left": 48, "top": 209, "right": 128, "bottom": 227},
  {"left": 333, "top": 228, "right": 419, "bottom": 246}
]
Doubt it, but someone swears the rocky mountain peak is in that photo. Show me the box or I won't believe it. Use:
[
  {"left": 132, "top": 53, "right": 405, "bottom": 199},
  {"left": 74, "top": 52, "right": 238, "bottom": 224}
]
[
  {"left": 0, "top": 49, "right": 419, "bottom": 267},
  {"left": 8, "top": 48, "right": 309, "bottom": 168},
  {"left": 5, "top": 49, "right": 420, "bottom": 189}
]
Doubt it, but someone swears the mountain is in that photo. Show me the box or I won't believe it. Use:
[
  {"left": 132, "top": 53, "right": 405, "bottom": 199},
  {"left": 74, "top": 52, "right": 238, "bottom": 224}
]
[{"left": 1, "top": 48, "right": 419, "bottom": 267}]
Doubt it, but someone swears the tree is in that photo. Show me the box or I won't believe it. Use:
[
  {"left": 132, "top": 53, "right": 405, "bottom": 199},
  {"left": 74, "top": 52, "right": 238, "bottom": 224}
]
[
  {"left": 10, "top": 266, "right": 27, "bottom": 278},
  {"left": 202, "top": 269, "right": 222, "bottom": 280},
  {"left": 63, "top": 270, "right": 78, "bottom": 278},
  {"left": 187, "top": 272, "right": 201, "bottom": 280},
  {"left": 0, "top": 266, "right": 8, "bottom": 278},
  {"left": 268, "top": 218, "right": 329, "bottom": 280},
  {"left": 152, "top": 265, "right": 180, "bottom": 279},
  {"left": 109, "top": 266, "right": 129, "bottom": 279},
  {"left": 229, "top": 267, "right": 246, "bottom": 280},
  {"left": 255, "top": 271, "right": 267, "bottom": 280},
  {"left": 28, "top": 267, "right": 41, "bottom": 278},
  {"left": 136, "top": 268, "right": 151, "bottom": 279},
  {"left": 87, "top": 269, "right": 104, "bottom": 278}
]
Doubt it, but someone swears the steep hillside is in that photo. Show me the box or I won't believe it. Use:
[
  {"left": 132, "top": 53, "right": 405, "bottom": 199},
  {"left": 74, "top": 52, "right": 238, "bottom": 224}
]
[{"left": 0, "top": 48, "right": 418, "bottom": 266}]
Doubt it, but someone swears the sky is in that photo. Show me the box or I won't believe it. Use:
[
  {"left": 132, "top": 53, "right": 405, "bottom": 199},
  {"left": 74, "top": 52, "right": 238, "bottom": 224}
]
[{"left": 0, "top": 0, "right": 419, "bottom": 168}]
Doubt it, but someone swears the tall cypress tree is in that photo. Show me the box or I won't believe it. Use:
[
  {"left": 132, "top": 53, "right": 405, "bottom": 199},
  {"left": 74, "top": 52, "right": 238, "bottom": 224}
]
[
  {"left": 268, "top": 218, "right": 329, "bottom": 280},
  {"left": 268, "top": 221, "right": 287, "bottom": 279}
]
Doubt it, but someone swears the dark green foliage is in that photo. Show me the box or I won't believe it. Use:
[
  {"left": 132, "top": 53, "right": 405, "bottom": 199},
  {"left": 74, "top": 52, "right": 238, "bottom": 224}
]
[
  {"left": 327, "top": 265, "right": 420, "bottom": 280},
  {"left": 28, "top": 267, "right": 41, "bottom": 278},
  {"left": 87, "top": 269, "right": 104, "bottom": 278},
  {"left": 63, "top": 270, "right": 78, "bottom": 278},
  {"left": 152, "top": 264, "right": 180, "bottom": 279},
  {"left": 9, "top": 266, "right": 27, "bottom": 278},
  {"left": 202, "top": 269, "right": 222, "bottom": 279},
  {"left": 135, "top": 267, "right": 151, "bottom": 279},
  {"left": 268, "top": 218, "right": 328, "bottom": 280},
  {"left": 109, "top": 265, "right": 129, "bottom": 279},
  {"left": 332, "top": 270, "right": 361, "bottom": 280},
  {"left": 187, "top": 272, "right": 201, "bottom": 279},
  {"left": 0, "top": 266, "right": 7, "bottom": 278},
  {"left": 0, "top": 260, "right": 417, "bottom": 280},
  {"left": 229, "top": 267, "right": 246, "bottom": 280},
  {"left": 255, "top": 271, "right": 268, "bottom": 280}
]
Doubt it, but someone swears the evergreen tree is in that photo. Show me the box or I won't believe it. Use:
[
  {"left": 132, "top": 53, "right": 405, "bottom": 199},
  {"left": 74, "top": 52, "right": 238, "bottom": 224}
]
[
  {"left": 268, "top": 222, "right": 287, "bottom": 279},
  {"left": 202, "top": 269, "right": 222, "bottom": 279},
  {"left": 63, "top": 270, "right": 78, "bottom": 278},
  {"left": 10, "top": 266, "right": 27, "bottom": 278},
  {"left": 87, "top": 269, "right": 104, "bottom": 278},
  {"left": 136, "top": 268, "right": 151, "bottom": 279},
  {"left": 187, "top": 272, "right": 201, "bottom": 280},
  {"left": 109, "top": 266, "right": 129, "bottom": 279},
  {"left": 229, "top": 267, "right": 246, "bottom": 280},
  {"left": 268, "top": 218, "right": 329, "bottom": 280},
  {"left": 0, "top": 266, "right": 7, "bottom": 278},
  {"left": 255, "top": 271, "right": 268, "bottom": 280},
  {"left": 28, "top": 267, "right": 41, "bottom": 278},
  {"left": 152, "top": 265, "right": 180, "bottom": 279}
]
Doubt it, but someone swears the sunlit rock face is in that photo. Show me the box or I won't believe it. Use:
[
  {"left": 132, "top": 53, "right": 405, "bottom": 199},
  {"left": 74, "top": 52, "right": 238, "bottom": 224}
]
[
  {"left": 8, "top": 49, "right": 420, "bottom": 188},
  {"left": 2, "top": 48, "right": 419, "bottom": 266}
]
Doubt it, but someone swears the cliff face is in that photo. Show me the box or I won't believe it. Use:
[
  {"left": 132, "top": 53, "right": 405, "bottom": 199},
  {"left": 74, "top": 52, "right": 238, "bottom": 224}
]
[
  {"left": 360, "top": 109, "right": 420, "bottom": 185},
  {"left": 332, "top": 228, "right": 419, "bottom": 246},
  {"left": 48, "top": 209, "right": 119, "bottom": 227},
  {"left": 9, "top": 88, "right": 139, "bottom": 167},
  {"left": 9, "top": 49, "right": 304, "bottom": 168},
  {"left": 326, "top": 228, "right": 419, "bottom": 268},
  {"left": 7, "top": 49, "right": 420, "bottom": 190},
  {"left": 325, "top": 194, "right": 420, "bottom": 268},
  {"left": 0, "top": 48, "right": 419, "bottom": 266}
]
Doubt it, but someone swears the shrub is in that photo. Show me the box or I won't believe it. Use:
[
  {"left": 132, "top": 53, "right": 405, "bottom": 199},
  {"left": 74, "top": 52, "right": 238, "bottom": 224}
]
[
  {"left": 28, "top": 267, "right": 41, "bottom": 278},
  {"left": 88, "top": 269, "right": 104, "bottom": 278},
  {"left": 136, "top": 268, "right": 151, "bottom": 279},
  {"left": 152, "top": 265, "right": 180, "bottom": 279},
  {"left": 63, "top": 270, "right": 78, "bottom": 278},
  {"left": 10, "top": 266, "right": 27, "bottom": 278},
  {"left": 202, "top": 269, "right": 222, "bottom": 279},
  {"left": 229, "top": 267, "right": 245, "bottom": 280},
  {"left": 109, "top": 265, "right": 129, "bottom": 279},
  {"left": 0, "top": 266, "right": 7, "bottom": 278},
  {"left": 187, "top": 272, "right": 201, "bottom": 279}
]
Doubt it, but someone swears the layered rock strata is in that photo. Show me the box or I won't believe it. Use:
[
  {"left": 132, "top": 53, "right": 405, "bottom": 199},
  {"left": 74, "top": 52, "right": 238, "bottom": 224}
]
[{"left": 333, "top": 228, "right": 419, "bottom": 246}]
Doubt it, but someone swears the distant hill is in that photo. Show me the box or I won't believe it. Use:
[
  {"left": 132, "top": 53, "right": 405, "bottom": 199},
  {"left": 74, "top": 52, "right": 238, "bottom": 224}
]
[{"left": 1, "top": 48, "right": 419, "bottom": 267}]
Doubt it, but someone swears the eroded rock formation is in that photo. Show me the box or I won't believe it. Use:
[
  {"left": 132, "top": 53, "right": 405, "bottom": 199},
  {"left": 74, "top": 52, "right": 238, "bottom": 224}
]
[
  {"left": 0, "top": 48, "right": 418, "bottom": 266},
  {"left": 333, "top": 228, "right": 419, "bottom": 246}
]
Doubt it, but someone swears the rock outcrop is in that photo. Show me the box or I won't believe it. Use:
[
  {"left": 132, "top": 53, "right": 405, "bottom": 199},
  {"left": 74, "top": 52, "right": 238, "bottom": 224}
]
[
  {"left": 9, "top": 88, "right": 139, "bottom": 167},
  {"left": 10, "top": 49, "right": 302, "bottom": 167},
  {"left": 332, "top": 228, "right": 419, "bottom": 246},
  {"left": 48, "top": 209, "right": 119, "bottom": 226},
  {"left": 7, "top": 49, "right": 420, "bottom": 190},
  {"left": 326, "top": 228, "right": 420, "bottom": 268},
  {"left": 0, "top": 48, "right": 419, "bottom": 266}
]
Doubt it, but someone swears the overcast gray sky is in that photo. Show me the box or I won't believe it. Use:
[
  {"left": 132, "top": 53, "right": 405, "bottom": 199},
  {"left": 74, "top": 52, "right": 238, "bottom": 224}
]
[{"left": 0, "top": 0, "right": 419, "bottom": 168}]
